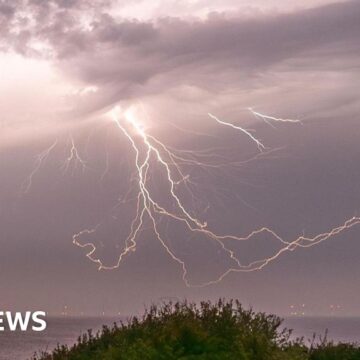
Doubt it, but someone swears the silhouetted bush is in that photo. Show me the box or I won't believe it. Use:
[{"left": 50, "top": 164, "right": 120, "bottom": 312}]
[{"left": 32, "top": 299, "right": 359, "bottom": 360}]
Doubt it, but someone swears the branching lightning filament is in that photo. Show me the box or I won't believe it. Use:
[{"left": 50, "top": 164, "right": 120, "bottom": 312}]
[
  {"left": 69, "top": 107, "right": 360, "bottom": 287},
  {"left": 23, "top": 106, "right": 360, "bottom": 287},
  {"left": 21, "top": 139, "right": 58, "bottom": 194},
  {"left": 61, "top": 136, "right": 88, "bottom": 175}
]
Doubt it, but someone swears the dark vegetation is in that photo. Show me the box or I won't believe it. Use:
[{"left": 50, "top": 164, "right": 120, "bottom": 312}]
[{"left": 32, "top": 300, "right": 360, "bottom": 360}]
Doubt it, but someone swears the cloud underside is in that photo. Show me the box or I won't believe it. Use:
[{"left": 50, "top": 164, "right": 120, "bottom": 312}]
[{"left": 0, "top": 0, "right": 358, "bottom": 118}]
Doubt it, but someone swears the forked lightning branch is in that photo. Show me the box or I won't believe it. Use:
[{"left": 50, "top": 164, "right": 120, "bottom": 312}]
[{"left": 22, "top": 106, "right": 360, "bottom": 287}]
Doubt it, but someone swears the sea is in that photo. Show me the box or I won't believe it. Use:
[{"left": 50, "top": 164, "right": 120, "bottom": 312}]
[{"left": 0, "top": 316, "right": 359, "bottom": 360}]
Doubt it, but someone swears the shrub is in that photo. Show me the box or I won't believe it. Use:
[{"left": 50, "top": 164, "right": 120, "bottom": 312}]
[{"left": 31, "top": 299, "right": 359, "bottom": 360}]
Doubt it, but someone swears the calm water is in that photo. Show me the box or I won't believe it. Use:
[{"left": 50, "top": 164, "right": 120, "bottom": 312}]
[
  {"left": 0, "top": 316, "right": 359, "bottom": 360},
  {"left": 283, "top": 317, "right": 360, "bottom": 344},
  {"left": 0, "top": 317, "right": 120, "bottom": 360}
]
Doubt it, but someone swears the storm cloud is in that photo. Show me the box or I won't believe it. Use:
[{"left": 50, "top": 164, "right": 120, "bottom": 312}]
[
  {"left": 2, "top": 0, "right": 360, "bottom": 117},
  {"left": 1, "top": 1, "right": 360, "bottom": 316}
]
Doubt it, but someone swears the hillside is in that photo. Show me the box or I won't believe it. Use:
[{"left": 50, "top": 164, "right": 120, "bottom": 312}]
[{"left": 32, "top": 300, "right": 360, "bottom": 360}]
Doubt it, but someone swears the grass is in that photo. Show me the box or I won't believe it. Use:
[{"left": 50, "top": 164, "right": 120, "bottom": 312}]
[{"left": 32, "top": 299, "right": 360, "bottom": 360}]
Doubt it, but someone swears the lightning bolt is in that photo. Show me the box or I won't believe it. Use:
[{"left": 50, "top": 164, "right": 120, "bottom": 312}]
[
  {"left": 208, "top": 113, "right": 266, "bottom": 152},
  {"left": 69, "top": 107, "right": 360, "bottom": 287},
  {"left": 249, "top": 108, "right": 302, "bottom": 126},
  {"left": 61, "top": 136, "right": 88, "bottom": 175},
  {"left": 21, "top": 139, "right": 58, "bottom": 194},
  {"left": 19, "top": 106, "right": 359, "bottom": 287}
]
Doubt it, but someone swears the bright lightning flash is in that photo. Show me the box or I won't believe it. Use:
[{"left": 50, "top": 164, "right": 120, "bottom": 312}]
[
  {"left": 21, "top": 139, "right": 58, "bottom": 194},
  {"left": 249, "top": 108, "right": 302, "bottom": 127},
  {"left": 68, "top": 106, "right": 360, "bottom": 287},
  {"left": 61, "top": 136, "right": 88, "bottom": 175}
]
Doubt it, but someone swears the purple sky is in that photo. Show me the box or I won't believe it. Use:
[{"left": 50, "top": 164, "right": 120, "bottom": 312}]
[{"left": 0, "top": 0, "right": 360, "bottom": 316}]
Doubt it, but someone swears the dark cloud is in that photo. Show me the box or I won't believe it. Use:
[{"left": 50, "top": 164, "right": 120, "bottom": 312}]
[
  {"left": 1, "top": 1, "right": 359, "bottom": 131},
  {"left": 57, "top": 1, "right": 360, "bottom": 71},
  {"left": 0, "top": 1, "right": 16, "bottom": 16},
  {"left": 3, "top": 1, "right": 360, "bottom": 104},
  {"left": 53, "top": 0, "right": 360, "bottom": 113}
]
